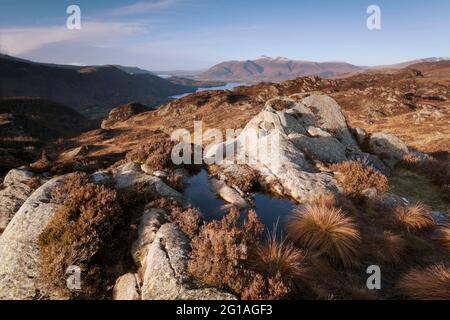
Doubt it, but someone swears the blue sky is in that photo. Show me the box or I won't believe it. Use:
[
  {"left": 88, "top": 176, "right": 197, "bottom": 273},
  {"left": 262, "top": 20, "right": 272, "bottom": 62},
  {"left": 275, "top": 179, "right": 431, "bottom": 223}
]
[{"left": 0, "top": 0, "right": 449, "bottom": 70}]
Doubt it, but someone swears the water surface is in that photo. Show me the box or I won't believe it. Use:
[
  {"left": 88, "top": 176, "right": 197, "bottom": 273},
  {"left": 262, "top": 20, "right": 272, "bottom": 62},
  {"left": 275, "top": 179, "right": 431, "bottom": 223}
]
[
  {"left": 183, "top": 170, "right": 297, "bottom": 232},
  {"left": 171, "top": 82, "right": 242, "bottom": 99}
]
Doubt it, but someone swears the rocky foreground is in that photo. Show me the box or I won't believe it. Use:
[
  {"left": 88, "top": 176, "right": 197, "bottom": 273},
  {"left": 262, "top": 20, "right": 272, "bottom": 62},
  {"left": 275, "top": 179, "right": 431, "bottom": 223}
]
[
  {"left": 0, "top": 91, "right": 449, "bottom": 300},
  {"left": 1, "top": 91, "right": 449, "bottom": 300}
]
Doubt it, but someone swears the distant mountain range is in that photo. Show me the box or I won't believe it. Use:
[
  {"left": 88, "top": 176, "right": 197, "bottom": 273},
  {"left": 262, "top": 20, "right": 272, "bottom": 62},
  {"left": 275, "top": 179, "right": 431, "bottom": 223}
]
[
  {"left": 1, "top": 53, "right": 449, "bottom": 119},
  {"left": 372, "top": 57, "right": 450, "bottom": 70},
  {"left": 196, "top": 56, "right": 362, "bottom": 82},
  {"left": 196, "top": 56, "right": 450, "bottom": 82},
  {"left": 0, "top": 54, "right": 195, "bottom": 118}
]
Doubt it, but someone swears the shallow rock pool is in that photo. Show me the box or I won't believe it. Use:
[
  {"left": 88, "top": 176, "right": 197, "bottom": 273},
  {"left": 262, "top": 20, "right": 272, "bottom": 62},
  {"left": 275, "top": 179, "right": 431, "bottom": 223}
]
[{"left": 183, "top": 170, "right": 297, "bottom": 232}]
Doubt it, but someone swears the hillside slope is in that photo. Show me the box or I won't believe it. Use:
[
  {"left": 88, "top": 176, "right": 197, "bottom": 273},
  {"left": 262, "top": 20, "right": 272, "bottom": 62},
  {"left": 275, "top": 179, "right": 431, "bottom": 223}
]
[
  {"left": 0, "top": 98, "right": 94, "bottom": 175},
  {"left": 55, "top": 61, "right": 449, "bottom": 165},
  {"left": 0, "top": 55, "right": 193, "bottom": 118}
]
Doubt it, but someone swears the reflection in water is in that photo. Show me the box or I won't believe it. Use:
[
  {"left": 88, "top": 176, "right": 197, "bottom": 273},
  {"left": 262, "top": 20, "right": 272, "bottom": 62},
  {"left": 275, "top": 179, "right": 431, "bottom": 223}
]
[
  {"left": 183, "top": 170, "right": 229, "bottom": 221},
  {"left": 183, "top": 170, "right": 297, "bottom": 233},
  {"left": 253, "top": 193, "right": 296, "bottom": 232}
]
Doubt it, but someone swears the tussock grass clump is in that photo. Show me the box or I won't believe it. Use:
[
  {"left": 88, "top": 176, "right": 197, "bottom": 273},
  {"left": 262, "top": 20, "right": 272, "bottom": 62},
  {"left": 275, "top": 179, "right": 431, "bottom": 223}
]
[
  {"left": 301, "top": 258, "right": 379, "bottom": 300},
  {"left": 377, "top": 231, "right": 407, "bottom": 264},
  {"left": 398, "top": 264, "right": 450, "bottom": 300},
  {"left": 287, "top": 198, "right": 361, "bottom": 267},
  {"left": 331, "top": 161, "right": 389, "bottom": 197},
  {"left": 435, "top": 225, "right": 450, "bottom": 252},
  {"left": 249, "top": 231, "right": 305, "bottom": 282},
  {"left": 188, "top": 209, "right": 292, "bottom": 300},
  {"left": 39, "top": 173, "right": 125, "bottom": 298},
  {"left": 366, "top": 230, "right": 406, "bottom": 265},
  {"left": 393, "top": 202, "right": 435, "bottom": 232}
]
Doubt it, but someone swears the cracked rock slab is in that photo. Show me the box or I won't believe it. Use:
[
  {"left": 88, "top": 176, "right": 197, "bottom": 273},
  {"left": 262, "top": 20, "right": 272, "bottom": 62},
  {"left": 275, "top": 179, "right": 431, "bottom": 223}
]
[
  {"left": 209, "top": 178, "right": 249, "bottom": 209},
  {"left": 112, "top": 273, "right": 141, "bottom": 300},
  {"left": 112, "top": 162, "right": 188, "bottom": 207},
  {"left": 141, "top": 223, "right": 236, "bottom": 300},
  {"left": 0, "top": 176, "right": 66, "bottom": 300},
  {"left": 368, "top": 132, "right": 411, "bottom": 168},
  {"left": 0, "top": 167, "right": 36, "bottom": 233},
  {"left": 131, "top": 208, "right": 166, "bottom": 266}
]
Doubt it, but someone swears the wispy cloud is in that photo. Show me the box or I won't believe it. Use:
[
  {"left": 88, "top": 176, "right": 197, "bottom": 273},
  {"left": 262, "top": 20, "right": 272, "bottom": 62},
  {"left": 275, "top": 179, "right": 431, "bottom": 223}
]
[
  {"left": 0, "top": 22, "right": 142, "bottom": 55},
  {"left": 108, "top": 0, "right": 179, "bottom": 16}
]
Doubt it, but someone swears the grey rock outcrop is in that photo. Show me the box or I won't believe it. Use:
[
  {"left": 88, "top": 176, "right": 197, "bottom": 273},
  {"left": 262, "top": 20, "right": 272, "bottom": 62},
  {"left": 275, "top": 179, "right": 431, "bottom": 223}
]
[
  {"left": 131, "top": 208, "right": 166, "bottom": 266},
  {"left": 205, "top": 93, "right": 389, "bottom": 202},
  {"left": 112, "top": 273, "right": 141, "bottom": 300},
  {"left": 210, "top": 178, "right": 249, "bottom": 209},
  {"left": 0, "top": 176, "right": 66, "bottom": 300},
  {"left": 353, "top": 128, "right": 367, "bottom": 145},
  {"left": 113, "top": 162, "right": 187, "bottom": 205},
  {"left": 289, "top": 134, "right": 347, "bottom": 163},
  {"left": 0, "top": 167, "right": 36, "bottom": 233},
  {"left": 362, "top": 188, "right": 410, "bottom": 208},
  {"left": 61, "top": 145, "right": 90, "bottom": 159},
  {"left": 368, "top": 132, "right": 411, "bottom": 168},
  {"left": 101, "top": 102, "right": 150, "bottom": 129},
  {"left": 432, "top": 211, "right": 449, "bottom": 225},
  {"left": 140, "top": 223, "right": 236, "bottom": 300}
]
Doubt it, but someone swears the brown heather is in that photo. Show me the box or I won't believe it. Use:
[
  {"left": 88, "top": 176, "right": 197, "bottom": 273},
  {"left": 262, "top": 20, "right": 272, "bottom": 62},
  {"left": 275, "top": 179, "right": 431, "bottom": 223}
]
[
  {"left": 398, "top": 154, "right": 422, "bottom": 169},
  {"left": 39, "top": 173, "right": 124, "bottom": 298},
  {"left": 208, "top": 164, "right": 260, "bottom": 193},
  {"left": 287, "top": 198, "right": 361, "bottom": 267},
  {"left": 300, "top": 258, "right": 379, "bottom": 300},
  {"left": 188, "top": 208, "right": 262, "bottom": 292},
  {"left": 225, "top": 166, "right": 260, "bottom": 193},
  {"left": 168, "top": 207, "right": 203, "bottom": 239},
  {"left": 188, "top": 209, "right": 293, "bottom": 299},
  {"left": 26, "top": 176, "right": 41, "bottom": 190},
  {"left": 422, "top": 158, "right": 450, "bottom": 198},
  {"left": 241, "top": 273, "right": 290, "bottom": 300},
  {"left": 393, "top": 202, "right": 435, "bottom": 232},
  {"left": 165, "top": 174, "right": 184, "bottom": 191},
  {"left": 39, "top": 173, "right": 163, "bottom": 299},
  {"left": 30, "top": 151, "right": 52, "bottom": 173},
  {"left": 331, "top": 161, "right": 389, "bottom": 197},
  {"left": 125, "top": 133, "right": 175, "bottom": 171},
  {"left": 398, "top": 264, "right": 450, "bottom": 300}
]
